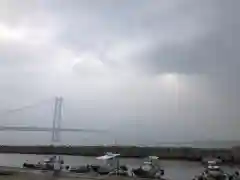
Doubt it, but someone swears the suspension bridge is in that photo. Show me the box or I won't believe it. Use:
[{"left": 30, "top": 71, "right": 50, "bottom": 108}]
[{"left": 0, "top": 97, "right": 106, "bottom": 144}]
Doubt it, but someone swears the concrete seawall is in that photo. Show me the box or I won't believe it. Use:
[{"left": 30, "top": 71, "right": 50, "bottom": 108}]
[{"left": 0, "top": 145, "right": 239, "bottom": 163}]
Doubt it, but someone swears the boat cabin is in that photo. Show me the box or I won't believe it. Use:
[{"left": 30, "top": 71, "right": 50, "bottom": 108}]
[
  {"left": 207, "top": 165, "right": 221, "bottom": 171},
  {"left": 96, "top": 152, "right": 120, "bottom": 160},
  {"left": 202, "top": 157, "right": 222, "bottom": 165},
  {"left": 132, "top": 156, "right": 164, "bottom": 178},
  {"left": 144, "top": 156, "right": 160, "bottom": 167},
  {"left": 96, "top": 152, "right": 120, "bottom": 169}
]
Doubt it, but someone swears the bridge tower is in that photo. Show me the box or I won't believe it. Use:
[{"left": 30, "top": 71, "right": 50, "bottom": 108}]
[
  {"left": 0, "top": 96, "right": 105, "bottom": 146},
  {"left": 52, "top": 97, "right": 63, "bottom": 143}
]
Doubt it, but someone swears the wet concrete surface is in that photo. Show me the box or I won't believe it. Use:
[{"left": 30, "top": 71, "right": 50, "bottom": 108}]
[{"left": 0, "top": 173, "right": 167, "bottom": 180}]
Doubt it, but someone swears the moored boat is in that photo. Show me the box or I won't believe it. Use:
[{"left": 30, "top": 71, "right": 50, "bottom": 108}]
[
  {"left": 93, "top": 152, "right": 129, "bottom": 176},
  {"left": 132, "top": 156, "right": 165, "bottom": 179},
  {"left": 64, "top": 152, "right": 129, "bottom": 176},
  {"left": 193, "top": 161, "right": 230, "bottom": 180},
  {"left": 23, "top": 155, "right": 64, "bottom": 171}
]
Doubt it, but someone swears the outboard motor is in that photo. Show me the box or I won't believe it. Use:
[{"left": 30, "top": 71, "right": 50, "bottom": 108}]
[
  {"left": 23, "top": 163, "right": 34, "bottom": 168},
  {"left": 231, "top": 171, "right": 240, "bottom": 180},
  {"left": 90, "top": 165, "right": 100, "bottom": 172},
  {"left": 132, "top": 168, "right": 149, "bottom": 178},
  {"left": 46, "top": 163, "right": 54, "bottom": 170},
  {"left": 65, "top": 165, "right": 70, "bottom": 170},
  {"left": 23, "top": 161, "right": 36, "bottom": 169},
  {"left": 229, "top": 175, "right": 234, "bottom": 180},
  {"left": 160, "top": 169, "right": 164, "bottom": 176},
  {"left": 120, "top": 165, "right": 128, "bottom": 171}
]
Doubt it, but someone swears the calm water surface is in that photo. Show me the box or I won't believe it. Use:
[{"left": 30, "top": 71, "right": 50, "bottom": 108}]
[{"left": 0, "top": 154, "right": 239, "bottom": 180}]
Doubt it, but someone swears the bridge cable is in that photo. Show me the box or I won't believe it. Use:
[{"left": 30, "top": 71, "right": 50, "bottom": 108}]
[{"left": 0, "top": 98, "right": 54, "bottom": 116}]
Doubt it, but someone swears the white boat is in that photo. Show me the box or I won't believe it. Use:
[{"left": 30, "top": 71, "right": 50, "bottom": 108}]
[
  {"left": 93, "top": 152, "right": 128, "bottom": 176},
  {"left": 96, "top": 152, "right": 120, "bottom": 161},
  {"left": 64, "top": 153, "right": 124, "bottom": 175},
  {"left": 194, "top": 162, "right": 229, "bottom": 180},
  {"left": 94, "top": 152, "right": 119, "bottom": 175},
  {"left": 132, "top": 156, "right": 165, "bottom": 179},
  {"left": 23, "top": 155, "right": 64, "bottom": 170}
]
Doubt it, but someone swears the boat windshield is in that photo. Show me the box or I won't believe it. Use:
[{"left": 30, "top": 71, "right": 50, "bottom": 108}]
[
  {"left": 208, "top": 160, "right": 217, "bottom": 165},
  {"left": 142, "top": 164, "right": 152, "bottom": 171},
  {"left": 208, "top": 165, "right": 220, "bottom": 171}
]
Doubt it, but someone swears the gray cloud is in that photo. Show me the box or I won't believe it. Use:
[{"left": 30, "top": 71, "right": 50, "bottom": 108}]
[{"left": 131, "top": 0, "right": 239, "bottom": 75}]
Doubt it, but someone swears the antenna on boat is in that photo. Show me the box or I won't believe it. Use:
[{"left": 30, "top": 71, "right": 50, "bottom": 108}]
[{"left": 114, "top": 138, "right": 117, "bottom": 146}]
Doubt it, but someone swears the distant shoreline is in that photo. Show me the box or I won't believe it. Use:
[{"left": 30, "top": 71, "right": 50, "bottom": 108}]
[{"left": 0, "top": 145, "right": 239, "bottom": 163}]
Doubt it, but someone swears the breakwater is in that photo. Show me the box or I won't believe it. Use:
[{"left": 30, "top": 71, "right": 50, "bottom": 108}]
[{"left": 0, "top": 145, "right": 239, "bottom": 163}]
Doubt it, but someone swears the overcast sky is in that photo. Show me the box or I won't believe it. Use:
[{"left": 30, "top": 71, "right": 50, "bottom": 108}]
[{"left": 0, "top": 0, "right": 239, "bottom": 146}]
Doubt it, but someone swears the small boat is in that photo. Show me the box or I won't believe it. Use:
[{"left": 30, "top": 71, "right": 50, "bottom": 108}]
[
  {"left": 202, "top": 157, "right": 222, "bottom": 165},
  {"left": 132, "top": 156, "right": 165, "bottom": 179},
  {"left": 64, "top": 152, "right": 128, "bottom": 176},
  {"left": 23, "top": 155, "right": 64, "bottom": 171},
  {"left": 93, "top": 152, "right": 129, "bottom": 176},
  {"left": 193, "top": 163, "right": 229, "bottom": 180},
  {"left": 228, "top": 171, "right": 240, "bottom": 180}
]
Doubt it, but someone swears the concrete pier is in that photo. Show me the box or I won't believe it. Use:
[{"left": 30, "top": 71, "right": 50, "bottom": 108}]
[{"left": 0, "top": 166, "right": 168, "bottom": 180}]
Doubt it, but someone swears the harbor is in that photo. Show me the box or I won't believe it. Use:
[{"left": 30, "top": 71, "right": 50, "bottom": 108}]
[
  {"left": 0, "top": 153, "right": 239, "bottom": 180},
  {"left": 0, "top": 98, "right": 239, "bottom": 180}
]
